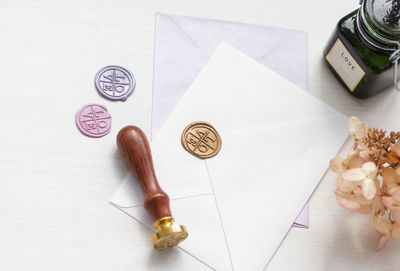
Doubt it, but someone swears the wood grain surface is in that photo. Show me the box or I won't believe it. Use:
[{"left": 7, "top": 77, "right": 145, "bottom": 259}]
[{"left": 117, "top": 126, "right": 172, "bottom": 221}]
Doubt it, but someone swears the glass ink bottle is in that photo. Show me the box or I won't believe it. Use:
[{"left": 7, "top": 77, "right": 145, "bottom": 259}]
[{"left": 324, "top": 0, "right": 400, "bottom": 98}]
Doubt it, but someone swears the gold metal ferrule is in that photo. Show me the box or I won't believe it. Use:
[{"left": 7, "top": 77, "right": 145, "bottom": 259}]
[{"left": 151, "top": 216, "right": 188, "bottom": 250}]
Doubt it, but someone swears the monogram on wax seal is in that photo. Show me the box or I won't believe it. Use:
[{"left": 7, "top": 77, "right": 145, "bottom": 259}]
[
  {"left": 95, "top": 65, "right": 135, "bottom": 101},
  {"left": 75, "top": 103, "right": 112, "bottom": 138},
  {"left": 181, "top": 121, "right": 222, "bottom": 159}
]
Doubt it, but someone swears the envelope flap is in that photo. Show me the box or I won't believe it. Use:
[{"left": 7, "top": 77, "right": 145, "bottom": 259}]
[
  {"left": 152, "top": 13, "right": 308, "bottom": 137},
  {"left": 109, "top": 172, "right": 141, "bottom": 208},
  {"left": 110, "top": 134, "right": 213, "bottom": 208},
  {"left": 111, "top": 194, "right": 232, "bottom": 271}
]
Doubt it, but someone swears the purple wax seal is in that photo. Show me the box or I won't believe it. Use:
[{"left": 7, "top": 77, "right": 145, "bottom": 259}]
[
  {"left": 75, "top": 104, "right": 112, "bottom": 138},
  {"left": 95, "top": 65, "right": 135, "bottom": 101}
]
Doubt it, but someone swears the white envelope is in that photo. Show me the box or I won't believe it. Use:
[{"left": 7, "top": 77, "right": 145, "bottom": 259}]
[
  {"left": 151, "top": 13, "right": 308, "bottom": 137},
  {"left": 110, "top": 44, "right": 348, "bottom": 270},
  {"left": 151, "top": 13, "right": 310, "bottom": 227}
]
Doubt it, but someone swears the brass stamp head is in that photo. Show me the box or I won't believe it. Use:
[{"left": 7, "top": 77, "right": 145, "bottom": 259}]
[
  {"left": 181, "top": 121, "right": 222, "bottom": 159},
  {"left": 152, "top": 217, "right": 188, "bottom": 250}
]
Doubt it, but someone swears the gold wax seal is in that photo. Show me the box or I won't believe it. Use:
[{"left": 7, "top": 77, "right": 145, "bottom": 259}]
[{"left": 181, "top": 121, "right": 222, "bottom": 159}]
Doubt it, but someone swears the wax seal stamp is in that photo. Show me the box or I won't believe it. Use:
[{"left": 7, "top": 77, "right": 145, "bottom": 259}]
[
  {"left": 181, "top": 121, "right": 222, "bottom": 159},
  {"left": 95, "top": 65, "right": 135, "bottom": 101},
  {"left": 117, "top": 126, "right": 188, "bottom": 250},
  {"left": 75, "top": 103, "right": 111, "bottom": 138}
]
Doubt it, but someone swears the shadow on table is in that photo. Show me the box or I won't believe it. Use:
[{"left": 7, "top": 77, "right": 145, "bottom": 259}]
[{"left": 323, "top": 209, "right": 400, "bottom": 270}]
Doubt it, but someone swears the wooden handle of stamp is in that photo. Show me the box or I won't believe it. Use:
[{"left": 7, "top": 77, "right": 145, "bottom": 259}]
[{"left": 117, "top": 126, "right": 172, "bottom": 221}]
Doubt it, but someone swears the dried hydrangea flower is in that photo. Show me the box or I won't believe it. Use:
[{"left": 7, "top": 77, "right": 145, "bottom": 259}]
[
  {"left": 341, "top": 162, "right": 377, "bottom": 200},
  {"left": 330, "top": 116, "right": 400, "bottom": 250},
  {"left": 346, "top": 116, "right": 369, "bottom": 140},
  {"left": 381, "top": 188, "right": 400, "bottom": 225},
  {"left": 382, "top": 167, "right": 400, "bottom": 195},
  {"left": 333, "top": 161, "right": 377, "bottom": 213},
  {"left": 381, "top": 168, "right": 400, "bottom": 226},
  {"left": 370, "top": 213, "right": 400, "bottom": 251}
]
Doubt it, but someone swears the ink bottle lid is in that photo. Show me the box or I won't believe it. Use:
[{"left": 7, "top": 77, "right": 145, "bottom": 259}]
[
  {"left": 362, "top": 0, "right": 400, "bottom": 42},
  {"left": 358, "top": 0, "right": 400, "bottom": 90},
  {"left": 358, "top": 0, "right": 400, "bottom": 61}
]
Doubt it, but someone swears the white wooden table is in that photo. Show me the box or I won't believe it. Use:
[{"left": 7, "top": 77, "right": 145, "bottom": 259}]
[{"left": 1, "top": 0, "right": 399, "bottom": 270}]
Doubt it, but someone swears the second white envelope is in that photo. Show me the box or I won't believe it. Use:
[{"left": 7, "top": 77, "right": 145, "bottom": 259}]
[{"left": 110, "top": 43, "right": 348, "bottom": 270}]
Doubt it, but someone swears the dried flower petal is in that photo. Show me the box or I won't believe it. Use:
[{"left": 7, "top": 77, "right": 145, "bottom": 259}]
[
  {"left": 362, "top": 162, "right": 377, "bottom": 176},
  {"left": 391, "top": 209, "right": 400, "bottom": 225},
  {"left": 377, "top": 234, "right": 391, "bottom": 251},
  {"left": 358, "top": 203, "right": 372, "bottom": 214},
  {"left": 347, "top": 155, "right": 367, "bottom": 169},
  {"left": 392, "top": 188, "right": 400, "bottom": 202},
  {"left": 393, "top": 141, "right": 400, "bottom": 157},
  {"left": 337, "top": 175, "right": 355, "bottom": 193},
  {"left": 335, "top": 189, "right": 360, "bottom": 210},
  {"left": 374, "top": 197, "right": 386, "bottom": 216},
  {"left": 370, "top": 214, "right": 391, "bottom": 235},
  {"left": 330, "top": 156, "right": 346, "bottom": 173},
  {"left": 392, "top": 224, "right": 400, "bottom": 237},
  {"left": 342, "top": 168, "right": 366, "bottom": 182},
  {"left": 347, "top": 116, "right": 368, "bottom": 140},
  {"left": 381, "top": 196, "right": 395, "bottom": 209},
  {"left": 359, "top": 150, "right": 370, "bottom": 160},
  {"left": 362, "top": 178, "right": 376, "bottom": 200},
  {"left": 354, "top": 188, "right": 374, "bottom": 205},
  {"left": 382, "top": 167, "right": 399, "bottom": 194},
  {"left": 386, "top": 149, "right": 399, "bottom": 164}
]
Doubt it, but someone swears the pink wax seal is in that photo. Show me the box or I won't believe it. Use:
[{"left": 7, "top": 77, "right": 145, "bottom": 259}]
[{"left": 75, "top": 104, "right": 112, "bottom": 138}]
